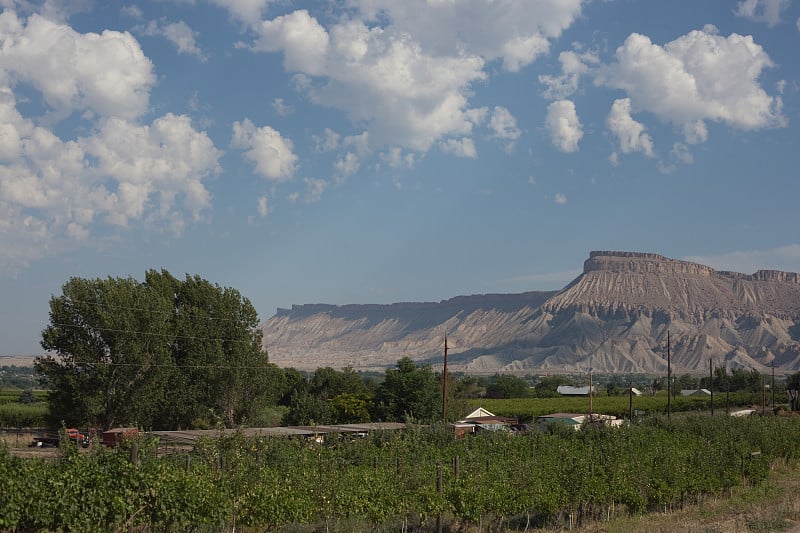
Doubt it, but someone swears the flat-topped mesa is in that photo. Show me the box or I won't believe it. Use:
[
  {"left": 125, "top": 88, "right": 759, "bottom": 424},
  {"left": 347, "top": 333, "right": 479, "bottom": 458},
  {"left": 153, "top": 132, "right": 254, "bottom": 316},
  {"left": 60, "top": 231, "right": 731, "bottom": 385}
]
[
  {"left": 584, "top": 251, "right": 800, "bottom": 283},
  {"left": 584, "top": 251, "right": 714, "bottom": 276},
  {"left": 751, "top": 270, "right": 800, "bottom": 284}
]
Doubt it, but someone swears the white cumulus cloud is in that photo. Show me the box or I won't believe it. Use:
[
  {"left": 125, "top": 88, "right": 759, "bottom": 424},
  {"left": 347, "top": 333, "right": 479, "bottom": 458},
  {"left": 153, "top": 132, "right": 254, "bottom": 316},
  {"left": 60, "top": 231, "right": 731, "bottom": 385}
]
[
  {"left": 244, "top": 1, "right": 583, "bottom": 156},
  {"left": 0, "top": 12, "right": 154, "bottom": 120},
  {"left": 0, "top": 86, "right": 221, "bottom": 270},
  {"left": 231, "top": 119, "right": 298, "bottom": 181},
  {"left": 545, "top": 100, "right": 583, "bottom": 153},
  {"left": 539, "top": 50, "right": 593, "bottom": 100},
  {"left": 137, "top": 19, "right": 205, "bottom": 60},
  {"left": 606, "top": 98, "right": 654, "bottom": 157},
  {"left": 735, "top": 0, "right": 789, "bottom": 27},
  {"left": 595, "top": 27, "right": 785, "bottom": 145},
  {"left": 440, "top": 137, "right": 477, "bottom": 158}
]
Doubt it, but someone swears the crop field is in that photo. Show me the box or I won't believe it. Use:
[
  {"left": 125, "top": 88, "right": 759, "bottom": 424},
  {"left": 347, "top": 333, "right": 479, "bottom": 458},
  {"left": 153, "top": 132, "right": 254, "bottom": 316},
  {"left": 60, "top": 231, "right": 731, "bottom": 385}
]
[{"left": 3, "top": 414, "right": 800, "bottom": 532}]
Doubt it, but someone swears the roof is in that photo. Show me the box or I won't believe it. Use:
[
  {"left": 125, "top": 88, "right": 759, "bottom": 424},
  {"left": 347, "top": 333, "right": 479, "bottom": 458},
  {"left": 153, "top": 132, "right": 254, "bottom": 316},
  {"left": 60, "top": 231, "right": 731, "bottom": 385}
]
[
  {"left": 150, "top": 422, "right": 409, "bottom": 445},
  {"left": 557, "top": 385, "right": 596, "bottom": 395},
  {"left": 536, "top": 413, "right": 586, "bottom": 424},
  {"left": 680, "top": 388, "right": 711, "bottom": 396},
  {"left": 464, "top": 407, "right": 495, "bottom": 419}
]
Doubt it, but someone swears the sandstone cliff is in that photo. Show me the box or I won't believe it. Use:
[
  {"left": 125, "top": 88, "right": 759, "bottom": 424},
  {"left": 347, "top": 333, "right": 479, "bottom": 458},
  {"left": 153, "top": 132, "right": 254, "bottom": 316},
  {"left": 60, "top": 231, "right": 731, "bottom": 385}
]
[{"left": 259, "top": 251, "right": 800, "bottom": 374}]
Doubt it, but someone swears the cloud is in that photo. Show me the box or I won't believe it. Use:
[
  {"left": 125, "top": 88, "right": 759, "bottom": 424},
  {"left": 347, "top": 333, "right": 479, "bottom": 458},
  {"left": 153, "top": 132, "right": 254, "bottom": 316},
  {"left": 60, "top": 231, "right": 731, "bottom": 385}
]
[
  {"left": 334, "top": 151, "right": 360, "bottom": 178},
  {"left": 606, "top": 98, "right": 654, "bottom": 157},
  {"left": 0, "top": 86, "right": 221, "bottom": 270},
  {"left": 299, "top": 177, "right": 328, "bottom": 204},
  {"left": 137, "top": 19, "right": 205, "bottom": 60},
  {"left": 272, "top": 97, "right": 294, "bottom": 116},
  {"left": 245, "top": 2, "right": 583, "bottom": 155},
  {"left": 0, "top": 12, "right": 154, "bottom": 121},
  {"left": 671, "top": 142, "right": 693, "bottom": 164},
  {"left": 251, "top": 10, "right": 329, "bottom": 75},
  {"left": 539, "top": 50, "right": 593, "bottom": 100},
  {"left": 231, "top": 119, "right": 298, "bottom": 181},
  {"left": 313, "top": 128, "right": 340, "bottom": 152},
  {"left": 734, "top": 0, "right": 789, "bottom": 27},
  {"left": 488, "top": 106, "right": 521, "bottom": 141},
  {"left": 440, "top": 137, "right": 477, "bottom": 158},
  {"left": 210, "top": 0, "right": 273, "bottom": 24},
  {"left": 555, "top": 193, "right": 567, "bottom": 205},
  {"left": 257, "top": 195, "right": 269, "bottom": 217},
  {"left": 684, "top": 243, "right": 800, "bottom": 274},
  {"left": 545, "top": 99, "right": 583, "bottom": 153},
  {"left": 353, "top": 0, "right": 583, "bottom": 72},
  {"left": 595, "top": 27, "right": 785, "bottom": 145}
]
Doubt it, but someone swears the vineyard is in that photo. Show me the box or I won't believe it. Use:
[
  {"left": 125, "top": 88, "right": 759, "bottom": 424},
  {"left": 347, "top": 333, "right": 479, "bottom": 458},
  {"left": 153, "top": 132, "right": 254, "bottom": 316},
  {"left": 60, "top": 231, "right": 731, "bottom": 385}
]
[{"left": 2, "top": 414, "right": 800, "bottom": 532}]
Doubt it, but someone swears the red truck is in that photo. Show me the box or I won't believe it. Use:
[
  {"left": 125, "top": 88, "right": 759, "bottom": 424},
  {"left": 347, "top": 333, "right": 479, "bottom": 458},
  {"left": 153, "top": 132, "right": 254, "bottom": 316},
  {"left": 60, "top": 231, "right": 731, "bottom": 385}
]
[{"left": 30, "top": 428, "right": 90, "bottom": 448}]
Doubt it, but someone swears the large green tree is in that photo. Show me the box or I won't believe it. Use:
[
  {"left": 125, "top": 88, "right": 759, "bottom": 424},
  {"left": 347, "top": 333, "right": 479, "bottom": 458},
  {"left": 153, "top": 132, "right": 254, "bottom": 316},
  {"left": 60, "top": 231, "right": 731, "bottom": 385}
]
[
  {"left": 37, "top": 270, "right": 283, "bottom": 430},
  {"left": 373, "top": 357, "right": 440, "bottom": 423}
]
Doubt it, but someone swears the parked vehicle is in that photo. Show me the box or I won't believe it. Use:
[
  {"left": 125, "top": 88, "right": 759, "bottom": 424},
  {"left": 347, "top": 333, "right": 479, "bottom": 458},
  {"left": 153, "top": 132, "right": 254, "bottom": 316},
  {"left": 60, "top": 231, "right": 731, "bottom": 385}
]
[{"left": 30, "top": 428, "right": 90, "bottom": 448}]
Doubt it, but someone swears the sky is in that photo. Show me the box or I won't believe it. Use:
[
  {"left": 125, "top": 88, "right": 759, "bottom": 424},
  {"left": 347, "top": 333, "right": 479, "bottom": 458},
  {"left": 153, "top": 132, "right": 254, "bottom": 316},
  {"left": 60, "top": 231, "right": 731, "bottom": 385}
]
[{"left": 1, "top": 0, "right": 799, "bottom": 356}]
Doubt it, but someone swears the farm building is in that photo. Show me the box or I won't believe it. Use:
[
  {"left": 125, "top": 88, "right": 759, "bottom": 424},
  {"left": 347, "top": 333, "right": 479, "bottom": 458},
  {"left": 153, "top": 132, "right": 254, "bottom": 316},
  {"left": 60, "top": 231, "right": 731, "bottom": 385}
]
[
  {"left": 452, "top": 407, "right": 519, "bottom": 437},
  {"left": 556, "top": 385, "right": 596, "bottom": 396},
  {"left": 535, "top": 412, "right": 622, "bottom": 431},
  {"left": 680, "top": 388, "right": 711, "bottom": 396},
  {"left": 535, "top": 413, "right": 585, "bottom": 431},
  {"left": 150, "top": 422, "right": 408, "bottom": 446}
]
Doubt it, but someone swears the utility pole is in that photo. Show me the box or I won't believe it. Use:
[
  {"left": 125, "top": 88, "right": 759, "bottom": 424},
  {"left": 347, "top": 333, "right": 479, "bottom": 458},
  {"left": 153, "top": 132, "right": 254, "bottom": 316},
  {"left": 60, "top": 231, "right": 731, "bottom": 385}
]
[
  {"left": 588, "top": 363, "right": 593, "bottom": 417},
  {"left": 667, "top": 331, "right": 671, "bottom": 421},
  {"left": 772, "top": 362, "right": 775, "bottom": 410},
  {"left": 709, "top": 357, "right": 714, "bottom": 416},
  {"left": 629, "top": 380, "right": 633, "bottom": 421},
  {"left": 442, "top": 334, "right": 448, "bottom": 424}
]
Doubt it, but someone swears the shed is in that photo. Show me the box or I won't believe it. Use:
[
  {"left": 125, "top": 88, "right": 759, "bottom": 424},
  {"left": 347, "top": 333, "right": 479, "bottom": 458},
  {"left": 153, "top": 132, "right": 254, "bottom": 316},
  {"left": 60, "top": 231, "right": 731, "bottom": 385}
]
[
  {"left": 453, "top": 407, "right": 517, "bottom": 436},
  {"left": 535, "top": 413, "right": 586, "bottom": 431},
  {"left": 680, "top": 388, "right": 711, "bottom": 396},
  {"left": 557, "top": 385, "right": 596, "bottom": 396}
]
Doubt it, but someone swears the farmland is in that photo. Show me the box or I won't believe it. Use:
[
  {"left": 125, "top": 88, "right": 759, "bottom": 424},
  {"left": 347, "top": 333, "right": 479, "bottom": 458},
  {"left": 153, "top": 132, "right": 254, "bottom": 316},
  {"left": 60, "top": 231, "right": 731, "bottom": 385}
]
[{"left": 3, "top": 413, "right": 800, "bottom": 531}]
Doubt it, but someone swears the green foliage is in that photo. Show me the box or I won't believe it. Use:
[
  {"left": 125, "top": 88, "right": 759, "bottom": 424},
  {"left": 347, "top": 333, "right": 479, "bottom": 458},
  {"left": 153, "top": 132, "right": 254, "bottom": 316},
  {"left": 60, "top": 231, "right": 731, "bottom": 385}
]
[
  {"left": 0, "top": 402, "right": 47, "bottom": 427},
  {"left": 374, "top": 357, "right": 440, "bottom": 423},
  {"left": 0, "top": 366, "right": 40, "bottom": 389},
  {"left": 3, "top": 415, "right": 800, "bottom": 531},
  {"left": 532, "top": 374, "right": 572, "bottom": 397},
  {"left": 36, "top": 270, "right": 284, "bottom": 430},
  {"left": 17, "top": 389, "right": 36, "bottom": 405},
  {"left": 485, "top": 373, "right": 531, "bottom": 399}
]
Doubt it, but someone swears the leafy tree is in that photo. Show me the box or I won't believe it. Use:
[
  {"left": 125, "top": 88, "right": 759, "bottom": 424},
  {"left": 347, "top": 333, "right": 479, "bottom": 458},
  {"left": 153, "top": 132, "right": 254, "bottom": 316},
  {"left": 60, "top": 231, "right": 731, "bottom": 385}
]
[
  {"left": 454, "top": 375, "right": 486, "bottom": 399},
  {"left": 676, "top": 373, "right": 699, "bottom": 391},
  {"left": 532, "top": 375, "right": 571, "bottom": 398},
  {"left": 329, "top": 393, "right": 371, "bottom": 423},
  {"left": 17, "top": 389, "right": 36, "bottom": 404},
  {"left": 37, "top": 270, "right": 282, "bottom": 430},
  {"left": 374, "top": 358, "right": 440, "bottom": 423},
  {"left": 485, "top": 374, "right": 531, "bottom": 399}
]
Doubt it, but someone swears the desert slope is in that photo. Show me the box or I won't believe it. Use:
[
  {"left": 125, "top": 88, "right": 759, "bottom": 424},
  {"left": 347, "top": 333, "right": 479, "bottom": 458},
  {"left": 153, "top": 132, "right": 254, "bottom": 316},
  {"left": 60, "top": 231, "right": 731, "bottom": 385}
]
[{"left": 259, "top": 251, "right": 800, "bottom": 374}]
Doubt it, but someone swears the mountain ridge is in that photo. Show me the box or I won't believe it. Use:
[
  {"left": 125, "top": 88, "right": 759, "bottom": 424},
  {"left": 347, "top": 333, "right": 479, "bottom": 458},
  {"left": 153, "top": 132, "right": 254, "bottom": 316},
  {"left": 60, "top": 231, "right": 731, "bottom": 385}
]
[{"left": 260, "top": 251, "right": 800, "bottom": 374}]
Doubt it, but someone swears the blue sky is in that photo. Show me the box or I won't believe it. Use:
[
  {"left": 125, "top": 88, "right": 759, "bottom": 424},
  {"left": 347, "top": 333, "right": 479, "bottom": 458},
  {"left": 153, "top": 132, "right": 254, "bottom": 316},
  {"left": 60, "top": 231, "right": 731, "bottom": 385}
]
[{"left": 1, "top": 0, "right": 799, "bottom": 356}]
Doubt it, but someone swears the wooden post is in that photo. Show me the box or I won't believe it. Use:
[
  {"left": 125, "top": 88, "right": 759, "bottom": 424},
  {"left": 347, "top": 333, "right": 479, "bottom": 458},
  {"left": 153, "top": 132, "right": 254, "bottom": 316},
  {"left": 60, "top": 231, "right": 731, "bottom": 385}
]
[
  {"left": 667, "top": 331, "right": 671, "bottom": 421},
  {"left": 442, "top": 334, "right": 448, "bottom": 424},
  {"left": 710, "top": 357, "right": 714, "bottom": 416}
]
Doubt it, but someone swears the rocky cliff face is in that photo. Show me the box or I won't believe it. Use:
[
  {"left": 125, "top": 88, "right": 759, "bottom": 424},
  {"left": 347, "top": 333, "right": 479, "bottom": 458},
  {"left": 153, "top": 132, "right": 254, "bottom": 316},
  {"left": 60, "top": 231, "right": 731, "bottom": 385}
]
[{"left": 259, "top": 251, "right": 800, "bottom": 374}]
